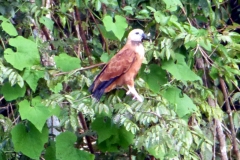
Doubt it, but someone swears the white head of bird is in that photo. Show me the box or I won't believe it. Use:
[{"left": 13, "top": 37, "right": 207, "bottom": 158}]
[{"left": 127, "top": 29, "right": 147, "bottom": 42}]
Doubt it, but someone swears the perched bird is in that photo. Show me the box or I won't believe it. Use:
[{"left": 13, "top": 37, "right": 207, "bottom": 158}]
[{"left": 89, "top": 29, "right": 147, "bottom": 102}]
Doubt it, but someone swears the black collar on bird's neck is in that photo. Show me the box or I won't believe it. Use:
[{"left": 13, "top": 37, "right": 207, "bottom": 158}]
[{"left": 131, "top": 41, "right": 142, "bottom": 46}]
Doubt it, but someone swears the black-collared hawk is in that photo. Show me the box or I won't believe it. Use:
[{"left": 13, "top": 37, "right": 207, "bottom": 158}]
[{"left": 89, "top": 29, "right": 147, "bottom": 102}]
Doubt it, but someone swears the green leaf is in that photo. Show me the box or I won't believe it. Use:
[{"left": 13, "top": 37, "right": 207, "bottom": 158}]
[
  {"left": 162, "top": 0, "right": 183, "bottom": 12},
  {"left": 56, "top": 131, "right": 95, "bottom": 160},
  {"left": 102, "top": 15, "right": 128, "bottom": 40},
  {"left": 39, "top": 16, "right": 54, "bottom": 31},
  {"left": 11, "top": 123, "right": 48, "bottom": 159},
  {"left": 154, "top": 11, "right": 169, "bottom": 25},
  {"left": 100, "top": 52, "right": 114, "bottom": 63},
  {"left": 91, "top": 116, "right": 134, "bottom": 152},
  {"left": 123, "top": 6, "right": 134, "bottom": 15},
  {"left": 1, "top": 82, "right": 26, "bottom": 101},
  {"left": 162, "top": 87, "right": 197, "bottom": 117},
  {"left": 1, "top": 20, "right": 18, "bottom": 36},
  {"left": 54, "top": 53, "right": 81, "bottom": 72},
  {"left": 162, "top": 54, "right": 201, "bottom": 83},
  {"left": 44, "top": 140, "right": 56, "bottom": 160},
  {"left": 4, "top": 36, "right": 40, "bottom": 71},
  {"left": 98, "top": 24, "right": 118, "bottom": 40},
  {"left": 50, "top": 82, "right": 63, "bottom": 93},
  {"left": 140, "top": 64, "right": 167, "bottom": 93},
  {"left": 100, "top": 52, "right": 110, "bottom": 63},
  {"left": 23, "top": 68, "right": 45, "bottom": 92},
  {"left": 147, "top": 145, "right": 165, "bottom": 159},
  {"left": 19, "top": 97, "right": 52, "bottom": 132}
]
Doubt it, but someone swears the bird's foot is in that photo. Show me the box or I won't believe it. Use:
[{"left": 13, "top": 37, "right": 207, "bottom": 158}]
[
  {"left": 127, "top": 85, "right": 144, "bottom": 102},
  {"left": 132, "top": 94, "right": 143, "bottom": 102}
]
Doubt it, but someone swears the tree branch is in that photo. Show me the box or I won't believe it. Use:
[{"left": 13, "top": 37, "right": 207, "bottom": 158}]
[
  {"left": 74, "top": 6, "right": 93, "bottom": 65},
  {"left": 220, "top": 78, "right": 240, "bottom": 159},
  {"left": 78, "top": 112, "right": 94, "bottom": 154}
]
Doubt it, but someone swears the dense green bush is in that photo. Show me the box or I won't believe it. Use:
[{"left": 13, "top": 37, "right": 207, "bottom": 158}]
[{"left": 0, "top": 0, "right": 239, "bottom": 159}]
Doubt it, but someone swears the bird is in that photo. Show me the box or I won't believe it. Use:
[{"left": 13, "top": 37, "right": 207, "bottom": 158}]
[{"left": 89, "top": 29, "right": 147, "bottom": 102}]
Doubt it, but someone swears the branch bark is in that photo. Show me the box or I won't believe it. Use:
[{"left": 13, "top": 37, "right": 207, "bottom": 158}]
[
  {"left": 74, "top": 6, "right": 93, "bottom": 65},
  {"left": 199, "top": 57, "right": 228, "bottom": 160},
  {"left": 208, "top": 98, "right": 228, "bottom": 160},
  {"left": 78, "top": 112, "right": 94, "bottom": 154},
  {"left": 220, "top": 78, "right": 240, "bottom": 159}
]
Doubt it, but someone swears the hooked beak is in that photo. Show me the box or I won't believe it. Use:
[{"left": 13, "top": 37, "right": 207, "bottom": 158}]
[{"left": 142, "top": 33, "right": 149, "bottom": 41}]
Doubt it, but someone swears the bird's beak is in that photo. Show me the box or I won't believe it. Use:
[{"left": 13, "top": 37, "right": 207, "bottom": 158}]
[{"left": 142, "top": 33, "right": 149, "bottom": 41}]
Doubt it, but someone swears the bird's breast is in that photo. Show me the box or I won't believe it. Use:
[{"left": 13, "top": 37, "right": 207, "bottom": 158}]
[{"left": 135, "top": 44, "right": 145, "bottom": 59}]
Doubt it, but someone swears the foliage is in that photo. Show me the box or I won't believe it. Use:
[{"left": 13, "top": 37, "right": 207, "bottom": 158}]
[{"left": 0, "top": 0, "right": 239, "bottom": 159}]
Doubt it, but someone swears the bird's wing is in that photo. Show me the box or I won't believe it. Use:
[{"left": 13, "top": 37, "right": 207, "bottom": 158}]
[{"left": 98, "top": 48, "right": 136, "bottom": 82}]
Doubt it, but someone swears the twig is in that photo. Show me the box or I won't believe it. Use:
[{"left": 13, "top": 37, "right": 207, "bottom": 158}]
[
  {"left": 53, "top": 62, "right": 105, "bottom": 77},
  {"left": 200, "top": 56, "right": 228, "bottom": 159},
  {"left": 9, "top": 103, "right": 16, "bottom": 124},
  {"left": 88, "top": 9, "right": 108, "bottom": 53},
  {"left": 72, "top": 9, "right": 82, "bottom": 59},
  {"left": 221, "top": 123, "right": 240, "bottom": 144},
  {"left": 0, "top": 96, "right": 4, "bottom": 101},
  {"left": 41, "top": 25, "right": 55, "bottom": 50},
  {"left": 12, "top": 115, "right": 20, "bottom": 124},
  {"left": 74, "top": 6, "right": 93, "bottom": 65},
  {"left": 220, "top": 78, "right": 240, "bottom": 159},
  {"left": 181, "top": 6, "right": 192, "bottom": 26},
  {"left": 78, "top": 112, "right": 94, "bottom": 154}
]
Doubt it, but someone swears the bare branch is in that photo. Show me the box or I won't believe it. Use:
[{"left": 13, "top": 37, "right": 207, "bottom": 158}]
[{"left": 220, "top": 78, "right": 240, "bottom": 159}]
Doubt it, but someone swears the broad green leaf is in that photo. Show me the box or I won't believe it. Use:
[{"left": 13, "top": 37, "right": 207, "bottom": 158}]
[
  {"left": 102, "top": 15, "right": 128, "bottom": 40},
  {"left": 54, "top": 53, "right": 81, "bottom": 72},
  {"left": 123, "top": 6, "right": 134, "bottom": 15},
  {"left": 50, "top": 82, "right": 63, "bottom": 93},
  {"left": 56, "top": 131, "right": 94, "bottom": 160},
  {"left": 1, "top": 82, "right": 26, "bottom": 101},
  {"left": 140, "top": 64, "right": 167, "bottom": 93},
  {"left": 147, "top": 145, "right": 165, "bottom": 159},
  {"left": 91, "top": 116, "right": 134, "bottom": 152},
  {"left": 100, "top": 52, "right": 114, "bottom": 63},
  {"left": 100, "top": 52, "right": 110, "bottom": 63},
  {"left": 98, "top": 24, "right": 118, "bottom": 40},
  {"left": 162, "top": 87, "right": 197, "bottom": 117},
  {"left": 162, "top": 54, "right": 201, "bottom": 83},
  {"left": 11, "top": 123, "right": 48, "bottom": 159},
  {"left": 1, "top": 20, "right": 18, "bottom": 36},
  {"left": 154, "top": 11, "right": 169, "bottom": 25},
  {"left": 44, "top": 140, "right": 56, "bottom": 160},
  {"left": 23, "top": 68, "right": 45, "bottom": 92},
  {"left": 233, "top": 111, "right": 240, "bottom": 129},
  {"left": 199, "top": 38, "right": 212, "bottom": 51},
  {"left": 4, "top": 36, "right": 40, "bottom": 71},
  {"left": 39, "top": 16, "right": 54, "bottom": 31},
  {"left": 162, "top": 0, "right": 183, "bottom": 12},
  {"left": 19, "top": 97, "right": 51, "bottom": 132}
]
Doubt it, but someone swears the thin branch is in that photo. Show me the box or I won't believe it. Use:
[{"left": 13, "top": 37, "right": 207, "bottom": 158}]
[
  {"left": 41, "top": 26, "right": 55, "bottom": 50},
  {"left": 200, "top": 56, "right": 228, "bottom": 159},
  {"left": 88, "top": 9, "right": 108, "bottom": 53},
  {"left": 53, "top": 62, "right": 105, "bottom": 77},
  {"left": 9, "top": 103, "right": 16, "bottom": 124},
  {"left": 78, "top": 112, "right": 94, "bottom": 154},
  {"left": 74, "top": 6, "right": 93, "bottom": 65},
  {"left": 220, "top": 78, "right": 240, "bottom": 159},
  {"left": 221, "top": 123, "right": 240, "bottom": 144},
  {"left": 72, "top": 9, "right": 82, "bottom": 59},
  {"left": 181, "top": 6, "right": 192, "bottom": 26}
]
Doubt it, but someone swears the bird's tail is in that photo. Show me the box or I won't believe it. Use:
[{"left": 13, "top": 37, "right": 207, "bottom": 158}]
[{"left": 89, "top": 77, "right": 117, "bottom": 101}]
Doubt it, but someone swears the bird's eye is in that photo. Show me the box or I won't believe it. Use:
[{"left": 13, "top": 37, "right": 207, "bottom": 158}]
[{"left": 136, "top": 32, "right": 139, "bottom": 34}]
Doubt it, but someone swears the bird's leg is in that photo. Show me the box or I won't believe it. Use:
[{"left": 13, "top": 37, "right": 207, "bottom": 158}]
[{"left": 127, "top": 85, "right": 143, "bottom": 102}]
